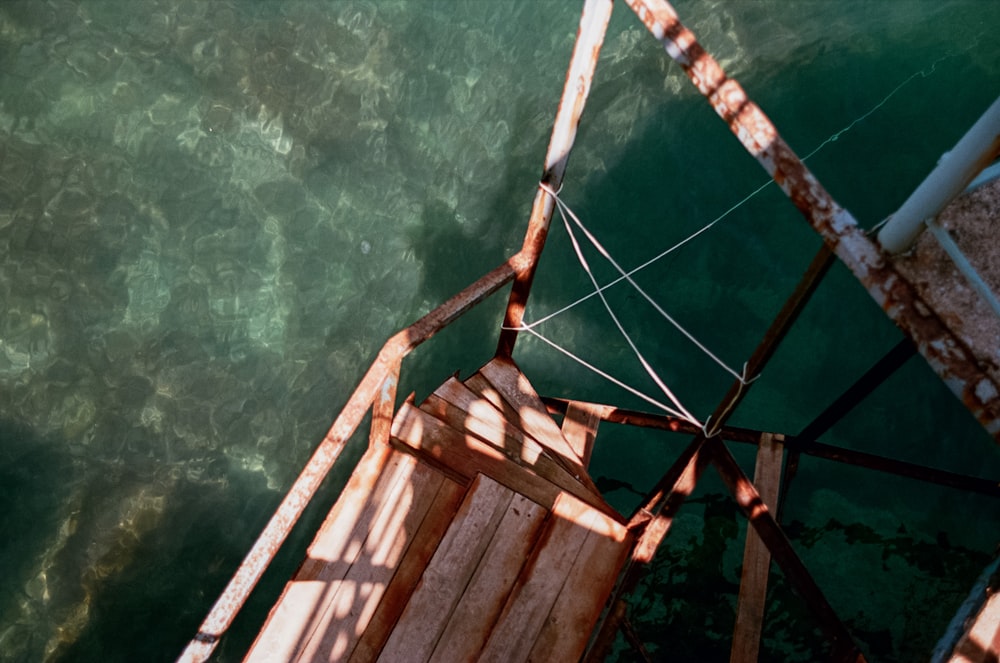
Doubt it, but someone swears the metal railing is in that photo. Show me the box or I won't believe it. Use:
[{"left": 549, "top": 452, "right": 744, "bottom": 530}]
[{"left": 177, "top": 256, "right": 519, "bottom": 662}]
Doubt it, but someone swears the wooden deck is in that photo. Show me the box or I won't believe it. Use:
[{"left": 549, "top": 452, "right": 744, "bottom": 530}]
[{"left": 245, "top": 357, "right": 632, "bottom": 662}]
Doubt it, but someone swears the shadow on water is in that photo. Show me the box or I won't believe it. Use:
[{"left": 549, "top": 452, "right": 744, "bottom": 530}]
[
  {"left": 0, "top": 421, "right": 77, "bottom": 659},
  {"left": 398, "top": 101, "right": 547, "bottom": 401}
]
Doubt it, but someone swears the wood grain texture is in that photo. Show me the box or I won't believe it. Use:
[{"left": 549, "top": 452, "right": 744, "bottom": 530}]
[
  {"left": 245, "top": 444, "right": 399, "bottom": 662},
  {"left": 731, "top": 433, "right": 784, "bottom": 663},
  {"left": 346, "top": 473, "right": 465, "bottom": 662},
  {"left": 478, "top": 492, "right": 598, "bottom": 663},
  {"left": 429, "top": 492, "right": 548, "bottom": 662},
  {"left": 298, "top": 456, "right": 447, "bottom": 662},
  {"left": 376, "top": 475, "right": 514, "bottom": 662}
]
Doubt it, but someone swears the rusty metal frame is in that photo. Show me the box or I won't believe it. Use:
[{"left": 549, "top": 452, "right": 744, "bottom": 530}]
[
  {"left": 706, "top": 436, "right": 867, "bottom": 663},
  {"left": 586, "top": 1, "right": 999, "bottom": 657},
  {"left": 583, "top": 242, "right": 873, "bottom": 661},
  {"left": 623, "top": 0, "right": 1000, "bottom": 441}
]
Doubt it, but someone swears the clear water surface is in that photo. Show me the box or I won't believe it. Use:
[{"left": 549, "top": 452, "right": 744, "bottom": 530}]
[{"left": 1, "top": 1, "right": 999, "bottom": 661}]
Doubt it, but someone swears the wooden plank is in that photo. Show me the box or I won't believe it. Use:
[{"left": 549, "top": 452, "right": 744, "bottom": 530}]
[
  {"left": 245, "top": 443, "right": 399, "bottom": 662},
  {"left": 529, "top": 505, "right": 632, "bottom": 662},
  {"left": 477, "top": 491, "right": 597, "bottom": 663},
  {"left": 421, "top": 384, "right": 527, "bottom": 459},
  {"left": 476, "top": 357, "right": 588, "bottom": 470},
  {"left": 300, "top": 444, "right": 396, "bottom": 575},
  {"left": 420, "top": 387, "right": 599, "bottom": 505},
  {"left": 429, "top": 492, "right": 549, "bottom": 662},
  {"left": 731, "top": 433, "right": 785, "bottom": 663},
  {"left": 430, "top": 376, "right": 506, "bottom": 422},
  {"left": 376, "top": 475, "right": 515, "bottom": 662},
  {"left": 707, "top": 437, "right": 865, "bottom": 661},
  {"left": 560, "top": 400, "right": 603, "bottom": 468},
  {"left": 429, "top": 378, "right": 594, "bottom": 484},
  {"left": 346, "top": 473, "right": 466, "bottom": 662},
  {"left": 295, "top": 456, "right": 450, "bottom": 662},
  {"left": 392, "top": 401, "right": 620, "bottom": 519},
  {"left": 463, "top": 372, "right": 513, "bottom": 422}
]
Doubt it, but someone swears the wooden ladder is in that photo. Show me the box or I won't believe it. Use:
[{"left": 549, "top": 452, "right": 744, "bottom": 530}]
[{"left": 245, "top": 357, "right": 632, "bottom": 662}]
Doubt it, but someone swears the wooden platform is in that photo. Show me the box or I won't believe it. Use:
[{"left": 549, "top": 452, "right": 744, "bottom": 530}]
[{"left": 246, "top": 357, "right": 632, "bottom": 662}]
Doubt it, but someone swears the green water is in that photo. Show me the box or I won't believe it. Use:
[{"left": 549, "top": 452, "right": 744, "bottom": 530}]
[{"left": 1, "top": 1, "right": 998, "bottom": 661}]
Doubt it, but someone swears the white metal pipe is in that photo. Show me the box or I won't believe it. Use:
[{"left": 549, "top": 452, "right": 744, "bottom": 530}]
[{"left": 878, "top": 95, "right": 1000, "bottom": 254}]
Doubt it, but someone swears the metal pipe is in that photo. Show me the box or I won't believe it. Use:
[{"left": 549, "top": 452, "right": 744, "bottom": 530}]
[
  {"left": 496, "top": 0, "right": 615, "bottom": 357},
  {"left": 878, "top": 96, "right": 1000, "bottom": 254}
]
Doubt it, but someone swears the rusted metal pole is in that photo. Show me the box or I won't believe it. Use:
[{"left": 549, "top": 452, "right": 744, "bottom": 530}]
[
  {"left": 586, "top": 244, "right": 836, "bottom": 655},
  {"left": 629, "top": 242, "right": 833, "bottom": 530},
  {"left": 623, "top": 0, "right": 1000, "bottom": 442},
  {"left": 178, "top": 257, "right": 522, "bottom": 662},
  {"left": 583, "top": 434, "right": 709, "bottom": 655},
  {"left": 878, "top": 96, "right": 1000, "bottom": 254},
  {"left": 629, "top": 435, "right": 712, "bottom": 560},
  {"left": 786, "top": 436, "right": 1000, "bottom": 498},
  {"left": 496, "top": 0, "right": 615, "bottom": 358},
  {"left": 704, "top": 245, "right": 834, "bottom": 438}
]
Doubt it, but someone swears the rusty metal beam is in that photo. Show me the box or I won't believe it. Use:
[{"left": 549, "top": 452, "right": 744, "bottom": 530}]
[
  {"left": 583, "top": 435, "right": 711, "bottom": 660},
  {"left": 623, "top": 0, "right": 1000, "bottom": 442},
  {"left": 542, "top": 396, "right": 1000, "bottom": 499},
  {"left": 586, "top": 244, "right": 835, "bottom": 651},
  {"left": 798, "top": 338, "right": 916, "bottom": 442},
  {"left": 704, "top": 245, "right": 834, "bottom": 438},
  {"left": 629, "top": 435, "right": 712, "bottom": 558},
  {"left": 496, "top": 0, "right": 615, "bottom": 358},
  {"left": 543, "top": 395, "right": 759, "bottom": 443},
  {"left": 624, "top": 242, "right": 833, "bottom": 527},
  {"left": 784, "top": 435, "right": 1000, "bottom": 499},
  {"left": 780, "top": 337, "right": 916, "bottom": 517}
]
